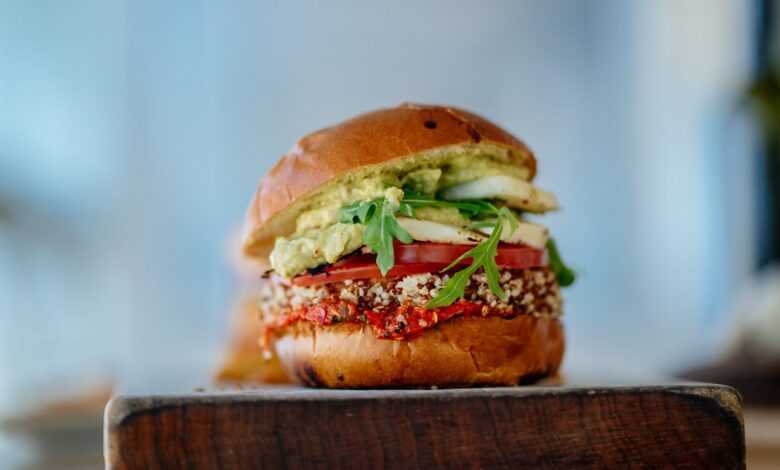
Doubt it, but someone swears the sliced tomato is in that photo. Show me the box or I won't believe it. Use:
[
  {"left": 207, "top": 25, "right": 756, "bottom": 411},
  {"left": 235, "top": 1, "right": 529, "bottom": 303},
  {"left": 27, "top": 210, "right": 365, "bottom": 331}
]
[
  {"left": 395, "top": 242, "right": 547, "bottom": 267},
  {"left": 293, "top": 262, "right": 448, "bottom": 287},
  {"left": 292, "top": 242, "right": 547, "bottom": 287}
]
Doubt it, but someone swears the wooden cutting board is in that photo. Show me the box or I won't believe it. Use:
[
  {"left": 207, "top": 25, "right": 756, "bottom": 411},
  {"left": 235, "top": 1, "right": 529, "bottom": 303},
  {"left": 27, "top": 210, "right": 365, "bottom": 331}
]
[{"left": 104, "top": 383, "right": 744, "bottom": 469}]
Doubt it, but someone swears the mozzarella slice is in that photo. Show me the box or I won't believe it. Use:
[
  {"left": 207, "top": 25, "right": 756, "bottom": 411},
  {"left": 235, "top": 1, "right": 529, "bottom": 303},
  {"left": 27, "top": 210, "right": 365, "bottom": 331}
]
[
  {"left": 440, "top": 175, "right": 559, "bottom": 213},
  {"left": 479, "top": 220, "right": 549, "bottom": 249},
  {"left": 396, "top": 218, "right": 484, "bottom": 245}
]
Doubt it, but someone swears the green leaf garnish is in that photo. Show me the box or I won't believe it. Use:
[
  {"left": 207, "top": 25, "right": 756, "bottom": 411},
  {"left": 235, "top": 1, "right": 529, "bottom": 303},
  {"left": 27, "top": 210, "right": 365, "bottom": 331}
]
[
  {"left": 402, "top": 190, "right": 497, "bottom": 218},
  {"left": 340, "top": 198, "right": 412, "bottom": 275},
  {"left": 340, "top": 200, "right": 373, "bottom": 224},
  {"left": 546, "top": 238, "right": 576, "bottom": 287},
  {"left": 426, "top": 211, "right": 512, "bottom": 308},
  {"left": 497, "top": 206, "right": 519, "bottom": 233}
]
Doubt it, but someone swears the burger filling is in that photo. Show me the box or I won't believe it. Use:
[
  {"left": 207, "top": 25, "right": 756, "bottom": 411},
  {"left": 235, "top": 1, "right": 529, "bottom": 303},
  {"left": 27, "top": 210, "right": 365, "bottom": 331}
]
[{"left": 263, "top": 155, "right": 575, "bottom": 340}]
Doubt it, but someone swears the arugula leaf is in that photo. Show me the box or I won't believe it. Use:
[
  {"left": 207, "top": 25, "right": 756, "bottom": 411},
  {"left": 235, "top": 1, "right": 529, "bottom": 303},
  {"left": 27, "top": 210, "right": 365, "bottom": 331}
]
[
  {"left": 340, "top": 198, "right": 412, "bottom": 275},
  {"left": 497, "top": 206, "right": 519, "bottom": 233},
  {"left": 340, "top": 200, "right": 374, "bottom": 224},
  {"left": 398, "top": 200, "right": 415, "bottom": 217},
  {"left": 426, "top": 214, "right": 508, "bottom": 308},
  {"left": 425, "top": 270, "right": 472, "bottom": 308},
  {"left": 402, "top": 191, "right": 498, "bottom": 218},
  {"left": 546, "top": 238, "right": 576, "bottom": 287}
]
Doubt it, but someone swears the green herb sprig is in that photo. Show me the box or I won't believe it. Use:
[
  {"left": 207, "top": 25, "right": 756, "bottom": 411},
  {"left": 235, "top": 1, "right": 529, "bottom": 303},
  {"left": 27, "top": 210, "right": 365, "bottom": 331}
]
[
  {"left": 546, "top": 238, "right": 576, "bottom": 287},
  {"left": 401, "top": 191, "right": 497, "bottom": 218},
  {"left": 340, "top": 198, "right": 412, "bottom": 275},
  {"left": 426, "top": 207, "right": 518, "bottom": 308}
]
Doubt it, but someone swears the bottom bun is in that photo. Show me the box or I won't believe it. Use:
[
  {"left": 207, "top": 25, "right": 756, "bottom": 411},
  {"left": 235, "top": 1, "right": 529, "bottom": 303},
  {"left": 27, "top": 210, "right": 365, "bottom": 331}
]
[{"left": 274, "top": 315, "right": 564, "bottom": 388}]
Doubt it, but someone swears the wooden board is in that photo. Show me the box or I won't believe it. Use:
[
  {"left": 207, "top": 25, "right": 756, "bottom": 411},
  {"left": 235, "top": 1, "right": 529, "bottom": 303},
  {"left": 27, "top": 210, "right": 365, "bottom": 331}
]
[{"left": 104, "top": 383, "right": 745, "bottom": 469}]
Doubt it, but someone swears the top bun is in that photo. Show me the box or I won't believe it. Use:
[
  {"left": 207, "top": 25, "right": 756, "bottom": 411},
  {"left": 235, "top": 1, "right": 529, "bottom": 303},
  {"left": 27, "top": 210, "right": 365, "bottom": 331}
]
[{"left": 242, "top": 103, "right": 536, "bottom": 260}]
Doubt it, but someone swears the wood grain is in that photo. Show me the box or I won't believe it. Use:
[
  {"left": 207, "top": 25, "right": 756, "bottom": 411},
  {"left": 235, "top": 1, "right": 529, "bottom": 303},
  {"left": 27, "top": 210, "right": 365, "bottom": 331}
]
[{"left": 104, "top": 384, "right": 744, "bottom": 469}]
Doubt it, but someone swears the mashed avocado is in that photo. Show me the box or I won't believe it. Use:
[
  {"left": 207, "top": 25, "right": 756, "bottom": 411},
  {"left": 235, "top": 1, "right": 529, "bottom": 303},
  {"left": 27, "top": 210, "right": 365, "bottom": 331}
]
[
  {"left": 295, "top": 176, "right": 389, "bottom": 232},
  {"left": 270, "top": 223, "right": 365, "bottom": 278},
  {"left": 402, "top": 168, "right": 442, "bottom": 194},
  {"left": 270, "top": 154, "right": 525, "bottom": 277}
]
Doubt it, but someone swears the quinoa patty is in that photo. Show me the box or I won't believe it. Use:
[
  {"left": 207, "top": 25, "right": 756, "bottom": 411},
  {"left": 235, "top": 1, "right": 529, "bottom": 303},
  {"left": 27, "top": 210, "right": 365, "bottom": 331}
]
[{"left": 259, "top": 267, "right": 562, "bottom": 323}]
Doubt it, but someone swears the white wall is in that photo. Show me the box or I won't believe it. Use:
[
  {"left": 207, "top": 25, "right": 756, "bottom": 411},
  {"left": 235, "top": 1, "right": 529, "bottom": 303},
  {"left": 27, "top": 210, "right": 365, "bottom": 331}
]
[{"left": 0, "top": 0, "right": 756, "bottom": 403}]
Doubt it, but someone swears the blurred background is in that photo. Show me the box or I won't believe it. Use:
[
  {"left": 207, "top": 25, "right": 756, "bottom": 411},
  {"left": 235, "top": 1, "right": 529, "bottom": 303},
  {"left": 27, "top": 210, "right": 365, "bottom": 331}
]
[{"left": 2, "top": 0, "right": 780, "bottom": 467}]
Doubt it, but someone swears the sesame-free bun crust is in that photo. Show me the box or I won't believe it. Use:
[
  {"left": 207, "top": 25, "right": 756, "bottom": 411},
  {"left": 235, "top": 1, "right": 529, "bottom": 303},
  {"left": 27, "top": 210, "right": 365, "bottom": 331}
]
[
  {"left": 273, "top": 315, "right": 564, "bottom": 388},
  {"left": 243, "top": 103, "right": 537, "bottom": 260}
]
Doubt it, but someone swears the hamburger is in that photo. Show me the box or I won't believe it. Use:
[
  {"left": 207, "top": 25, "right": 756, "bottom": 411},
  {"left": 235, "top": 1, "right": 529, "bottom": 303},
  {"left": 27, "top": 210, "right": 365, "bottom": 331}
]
[{"left": 243, "top": 103, "right": 575, "bottom": 387}]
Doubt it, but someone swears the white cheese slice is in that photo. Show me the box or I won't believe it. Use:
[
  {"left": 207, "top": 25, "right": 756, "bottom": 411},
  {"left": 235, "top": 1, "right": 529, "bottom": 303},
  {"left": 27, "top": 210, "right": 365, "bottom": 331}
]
[
  {"left": 479, "top": 220, "right": 549, "bottom": 249},
  {"left": 396, "top": 217, "right": 484, "bottom": 245},
  {"left": 440, "top": 175, "right": 559, "bottom": 213}
]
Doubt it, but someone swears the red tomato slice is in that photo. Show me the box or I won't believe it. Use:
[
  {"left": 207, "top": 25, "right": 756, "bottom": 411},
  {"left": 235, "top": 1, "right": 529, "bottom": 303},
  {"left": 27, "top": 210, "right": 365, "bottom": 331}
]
[
  {"left": 292, "top": 242, "right": 547, "bottom": 287},
  {"left": 292, "top": 262, "right": 448, "bottom": 287},
  {"left": 395, "top": 242, "right": 547, "bottom": 267}
]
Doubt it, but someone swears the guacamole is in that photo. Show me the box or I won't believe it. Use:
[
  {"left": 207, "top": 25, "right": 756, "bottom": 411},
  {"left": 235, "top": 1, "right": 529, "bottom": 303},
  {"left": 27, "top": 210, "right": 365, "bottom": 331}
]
[{"left": 270, "top": 223, "right": 365, "bottom": 278}]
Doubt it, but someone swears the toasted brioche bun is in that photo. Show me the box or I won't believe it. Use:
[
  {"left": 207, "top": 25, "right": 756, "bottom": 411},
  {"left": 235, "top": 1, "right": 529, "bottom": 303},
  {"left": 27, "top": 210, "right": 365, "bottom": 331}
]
[
  {"left": 273, "top": 315, "right": 564, "bottom": 388},
  {"left": 243, "top": 103, "right": 537, "bottom": 261},
  {"left": 215, "top": 299, "right": 289, "bottom": 384}
]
